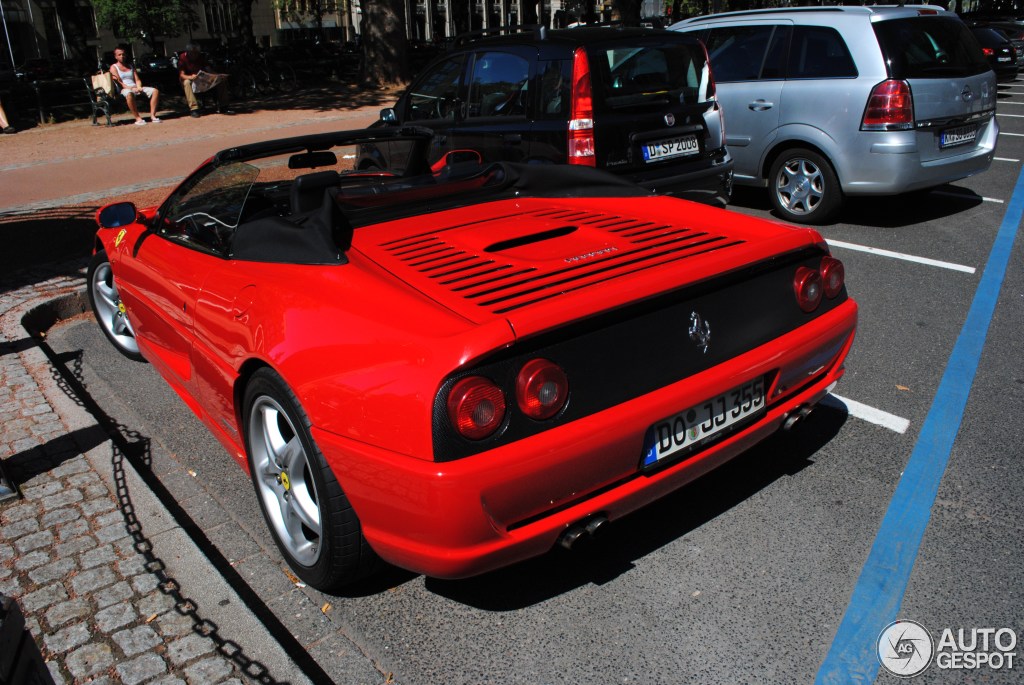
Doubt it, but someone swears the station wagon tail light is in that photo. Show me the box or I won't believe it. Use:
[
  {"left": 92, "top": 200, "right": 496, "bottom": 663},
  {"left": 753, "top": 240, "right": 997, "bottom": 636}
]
[
  {"left": 982, "top": 47, "right": 995, "bottom": 57},
  {"left": 516, "top": 359, "right": 569, "bottom": 420},
  {"left": 820, "top": 256, "right": 845, "bottom": 299},
  {"left": 448, "top": 376, "right": 506, "bottom": 440},
  {"left": 568, "top": 47, "right": 596, "bottom": 166},
  {"left": 793, "top": 266, "right": 824, "bottom": 313},
  {"left": 861, "top": 79, "right": 914, "bottom": 131}
]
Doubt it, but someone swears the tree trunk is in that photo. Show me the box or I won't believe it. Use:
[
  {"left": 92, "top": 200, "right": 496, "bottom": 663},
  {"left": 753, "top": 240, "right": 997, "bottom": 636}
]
[
  {"left": 611, "top": 0, "right": 642, "bottom": 25},
  {"left": 361, "top": 0, "right": 409, "bottom": 87}
]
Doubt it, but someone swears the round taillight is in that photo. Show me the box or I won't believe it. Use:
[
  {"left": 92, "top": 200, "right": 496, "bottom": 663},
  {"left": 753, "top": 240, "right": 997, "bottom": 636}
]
[
  {"left": 516, "top": 358, "right": 569, "bottom": 420},
  {"left": 447, "top": 376, "right": 506, "bottom": 440},
  {"left": 793, "top": 266, "right": 823, "bottom": 313},
  {"left": 820, "top": 256, "right": 845, "bottom": 299}
]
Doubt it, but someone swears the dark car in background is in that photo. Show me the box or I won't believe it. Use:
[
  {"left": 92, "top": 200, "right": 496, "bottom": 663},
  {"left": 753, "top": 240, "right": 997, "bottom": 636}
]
[
  {"left": 361, "top": 26, "right": 733, "bottom": 207},
  {"left": 136, "top": 53, "right": 180, "bottom": 89},
  {"left": 970, "top": 25, "right": 1020, "bottom": 81}
]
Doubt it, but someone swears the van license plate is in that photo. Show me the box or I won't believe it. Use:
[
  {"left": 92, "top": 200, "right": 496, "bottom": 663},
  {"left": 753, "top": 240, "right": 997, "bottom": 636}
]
[
  {"left": 940, "top": 125, "right": 977, "bottom": 149},
  {"left": 642, "top": 134, "right": 699, "bottom": 162},
  {"left": 640, "top": 377, "right": 766, "bottom": 469}
]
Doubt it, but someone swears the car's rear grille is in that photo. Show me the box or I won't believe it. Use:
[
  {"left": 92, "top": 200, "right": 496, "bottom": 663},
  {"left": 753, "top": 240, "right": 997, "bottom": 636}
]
[{"left": 379, "top": 207, "right": 744, "bottom": 314}]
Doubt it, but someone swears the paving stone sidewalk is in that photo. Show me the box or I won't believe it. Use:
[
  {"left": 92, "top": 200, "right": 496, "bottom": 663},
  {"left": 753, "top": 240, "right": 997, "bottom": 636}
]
[{"left": 0, "top": 259, "right": 266, "bottom": 685}]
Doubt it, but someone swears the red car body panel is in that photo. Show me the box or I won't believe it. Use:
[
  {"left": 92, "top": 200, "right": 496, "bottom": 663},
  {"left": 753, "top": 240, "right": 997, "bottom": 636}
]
[{"left": 95, "top": 164, "right": 857, "bottom": 581}]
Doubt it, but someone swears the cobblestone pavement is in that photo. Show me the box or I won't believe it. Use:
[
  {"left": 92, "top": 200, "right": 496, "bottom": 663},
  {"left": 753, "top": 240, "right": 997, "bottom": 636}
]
[
  {"left": 1, "top": 258, "right": 272, "bottom": 684},
  {"left": 0, "top": 95, "right": 392, "bottom": 684}
]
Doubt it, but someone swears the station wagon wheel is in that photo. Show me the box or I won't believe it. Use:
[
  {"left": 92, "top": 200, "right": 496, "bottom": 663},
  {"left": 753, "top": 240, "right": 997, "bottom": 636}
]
[
  {"left": 769, "top": 148, "right": 842, "bottom": 225},
  {"left": 87, "top": 251, "right": 144, "bottom": 362},
  {"left": 243, "top": 368, "right": 378, "bottom": 590}
]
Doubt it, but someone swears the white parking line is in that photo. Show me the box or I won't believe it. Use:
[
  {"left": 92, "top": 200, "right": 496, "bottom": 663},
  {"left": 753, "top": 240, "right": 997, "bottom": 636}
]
[
  {"left": 930, "top": 190, "right": 1004, "bottom": 204},
  {"left": 997, "top": 113, "right": 1024, "bottom": 117},
  {"left": 1000, "top": 132, "right": 1024, "bottom": 136},
  {"left": 826, "top": 239, "right": 976, "bottom": 274},
  {"left": 995, "top": 157, "right": 1021, "bottom": 162},
  {"left": 821, "top": 394, "right": 910, "bottom": 434}
]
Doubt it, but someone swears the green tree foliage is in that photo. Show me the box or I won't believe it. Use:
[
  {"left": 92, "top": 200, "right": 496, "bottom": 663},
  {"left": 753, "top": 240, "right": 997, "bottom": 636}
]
[
  {"left": 92, "top": 0, "right": 199, "bottom": 51},
  {"left": 275, "top": 0, "right": 337, "bottom": 40}
]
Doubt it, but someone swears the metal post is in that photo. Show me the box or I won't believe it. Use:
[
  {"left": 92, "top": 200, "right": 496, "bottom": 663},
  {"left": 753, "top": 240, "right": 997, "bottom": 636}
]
[{"left": 0, "top": 1, "right": 17, "bottom": 71}]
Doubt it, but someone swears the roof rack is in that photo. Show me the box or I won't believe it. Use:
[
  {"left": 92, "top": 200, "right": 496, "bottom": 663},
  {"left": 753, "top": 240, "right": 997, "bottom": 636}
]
[{"left": 451, "top": 24, "right": 547, "bottom": 48}]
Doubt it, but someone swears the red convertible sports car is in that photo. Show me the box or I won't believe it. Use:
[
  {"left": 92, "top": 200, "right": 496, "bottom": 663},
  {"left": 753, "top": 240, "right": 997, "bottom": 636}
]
[{"left": 88, "top": 128, "right": 857, "bottom": 592}]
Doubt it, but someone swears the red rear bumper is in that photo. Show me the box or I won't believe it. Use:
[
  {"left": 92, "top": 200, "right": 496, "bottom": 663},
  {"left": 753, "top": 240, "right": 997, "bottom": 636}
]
[{"left": 315, "top": 298, "right": 857, "bottom": 579}]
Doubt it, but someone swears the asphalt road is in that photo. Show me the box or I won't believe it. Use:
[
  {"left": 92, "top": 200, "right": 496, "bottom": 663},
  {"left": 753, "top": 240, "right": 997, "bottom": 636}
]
[{"left": 41, "top": 84, "right": 1024, "bottom": 684}]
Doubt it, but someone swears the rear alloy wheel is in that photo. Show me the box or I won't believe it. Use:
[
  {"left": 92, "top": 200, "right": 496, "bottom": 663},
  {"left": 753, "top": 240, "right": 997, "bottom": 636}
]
[
  {"left": 243, "top": 368, "right": 378, "bottom": 590},
  {"left": 87, "top": 251, "right": 144, "bottom": 362},
  {"left": 769, "top": 148, "right": 842, "bottom": 224}
]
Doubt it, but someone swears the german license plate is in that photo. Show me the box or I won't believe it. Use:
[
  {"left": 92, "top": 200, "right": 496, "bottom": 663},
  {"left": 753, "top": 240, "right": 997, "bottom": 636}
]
[
  {"left": 642, "top": 134, "right": 699, "bottom": 162},
  {"left": 940, "top": 124, "right": 977, "bottom": 149},
  {"left": 641, "top": 377, "right": 766, "bottom": 469}
]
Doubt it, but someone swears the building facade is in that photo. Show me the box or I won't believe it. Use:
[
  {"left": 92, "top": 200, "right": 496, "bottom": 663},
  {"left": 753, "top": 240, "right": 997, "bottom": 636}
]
[{"left": 1, "top": 0, "right": 576, "bottom": 71}]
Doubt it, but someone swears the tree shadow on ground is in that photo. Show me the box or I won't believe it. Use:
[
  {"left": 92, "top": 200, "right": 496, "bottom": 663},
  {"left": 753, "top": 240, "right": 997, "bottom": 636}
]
[{"left": 0, "top": 206, "right": 95, "bottom": 292}]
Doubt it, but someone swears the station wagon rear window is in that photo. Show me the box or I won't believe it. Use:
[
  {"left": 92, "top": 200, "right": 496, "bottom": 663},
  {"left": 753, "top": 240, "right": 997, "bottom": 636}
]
[
  {"left": 873, "top": 16, "right": 990, "bottom": 79},
  {"left": 595, "top": 43, "right": 712, "bottom": 109}
]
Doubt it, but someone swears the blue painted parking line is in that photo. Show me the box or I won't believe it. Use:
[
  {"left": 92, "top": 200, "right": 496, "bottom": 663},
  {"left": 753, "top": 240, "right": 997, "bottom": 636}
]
[{"left": 815, "top": 166, "right": 1024, "bottom": 683}]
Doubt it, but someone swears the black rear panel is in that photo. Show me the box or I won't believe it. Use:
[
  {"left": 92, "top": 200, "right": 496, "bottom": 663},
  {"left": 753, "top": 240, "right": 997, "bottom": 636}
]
[{"left": 432, "top": 246, "right": 847, "bottom": 461}]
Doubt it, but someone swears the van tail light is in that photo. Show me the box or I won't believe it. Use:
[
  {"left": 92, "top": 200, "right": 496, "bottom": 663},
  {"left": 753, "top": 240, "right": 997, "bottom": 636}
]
[
  {"left": 861, "top": 79, "right": 914, "bottom": 131},
  {"left": 701, "top": 43, "right": 716, "bottom": 101},
  {"left": 820, "top": 256, "right": 845, "bottom": 299},
  {"left": 447, "top": 376, "right": 506, "bottom": 440},
  {"left": 568, "top": 46, "right": 596, "bottom": 166},
  {"left": 516, "top": 359, "right": 569, "bottom": 420},
  {"left": 793, "top": 266, "right": 824, "bottom": 313}
]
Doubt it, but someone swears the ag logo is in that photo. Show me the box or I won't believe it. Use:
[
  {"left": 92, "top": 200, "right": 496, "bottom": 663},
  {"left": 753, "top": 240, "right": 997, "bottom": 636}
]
[{"left": 878, "top": 620, "right": 934, "bottom": 678}]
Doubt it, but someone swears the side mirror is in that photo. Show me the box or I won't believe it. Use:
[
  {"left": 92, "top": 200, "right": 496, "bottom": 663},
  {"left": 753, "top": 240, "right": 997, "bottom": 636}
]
[
  {"left": 96, "top": 202, "right": 138, "bottom": 228},
  {"left": 379, "top": 107, "right": 397, "bottom": 124}
]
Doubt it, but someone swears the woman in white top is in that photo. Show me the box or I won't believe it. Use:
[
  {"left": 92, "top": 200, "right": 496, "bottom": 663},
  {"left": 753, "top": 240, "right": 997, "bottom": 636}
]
[{"left": 109, "top": 47, "right": 161, "bottom": 125}]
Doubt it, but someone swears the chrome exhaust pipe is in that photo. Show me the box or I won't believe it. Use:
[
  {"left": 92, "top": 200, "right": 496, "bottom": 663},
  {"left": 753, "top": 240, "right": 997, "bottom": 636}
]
[
  {"left": 782, "top": 405, "right": 814, "bottom": 431},
  {"left": 558, "top": 514, "right": 610, "bottom": 550}
]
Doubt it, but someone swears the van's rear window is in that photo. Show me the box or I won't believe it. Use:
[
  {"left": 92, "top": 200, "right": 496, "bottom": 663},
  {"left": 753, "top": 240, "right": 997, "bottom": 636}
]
[
  {"left": 594, "top": 44, "right": 712, "bottom": 109},
  {"left": 873, "top": 16, "right": 990, "bottom": 79}
]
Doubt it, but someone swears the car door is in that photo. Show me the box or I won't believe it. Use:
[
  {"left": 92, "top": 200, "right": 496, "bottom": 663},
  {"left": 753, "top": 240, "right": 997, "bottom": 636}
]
[
  {"left": 114, "top": 231, "right": 212, "bottom": 391},
  {"left": 700, "top": 23, "right": 791, "bottom": 183},
  {"left": 115, "top": 163, "right": 255, "bottom": 391},
  {"left": 449, "top": 48, "right": 536, "bottom": 163}
]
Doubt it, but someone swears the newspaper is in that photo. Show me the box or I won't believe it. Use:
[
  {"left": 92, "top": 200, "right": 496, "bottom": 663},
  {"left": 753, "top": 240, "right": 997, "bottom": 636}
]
[{"left": 191, "top": 70, "right": 227, "bottom": 94}]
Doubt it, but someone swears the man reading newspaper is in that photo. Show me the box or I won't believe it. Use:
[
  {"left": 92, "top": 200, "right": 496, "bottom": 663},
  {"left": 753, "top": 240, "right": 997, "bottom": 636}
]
[{"left": 178, "top": 43, "right": 231, "bottom": 117}]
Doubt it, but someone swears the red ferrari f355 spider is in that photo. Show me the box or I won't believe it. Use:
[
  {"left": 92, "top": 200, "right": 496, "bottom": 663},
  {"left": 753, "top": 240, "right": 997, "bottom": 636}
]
[{"left": 89, "top": 127, "right": 857, "bottom": 591}]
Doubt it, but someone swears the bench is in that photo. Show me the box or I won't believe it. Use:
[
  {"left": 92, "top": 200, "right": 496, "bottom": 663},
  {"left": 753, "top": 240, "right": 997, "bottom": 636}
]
[{"left": 27, "top": 77, "right": 121, "bottom": 126}]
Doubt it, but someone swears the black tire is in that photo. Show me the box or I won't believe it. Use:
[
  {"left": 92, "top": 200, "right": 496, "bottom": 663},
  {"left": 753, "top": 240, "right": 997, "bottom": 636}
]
[
  {"left": 243, "top": 368, "right": 378, "bottom": 591},
  {"left": 87, "top": 251, "right": 145, "bottom": 362},
  {"left": 768, "top": 148, "right": 842, "bottom": 225}
]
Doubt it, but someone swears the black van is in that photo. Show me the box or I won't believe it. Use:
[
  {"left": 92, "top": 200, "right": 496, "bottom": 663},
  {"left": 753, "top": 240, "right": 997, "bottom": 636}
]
[{"left": 358, "top": 26, "right": 734, "bottom": 207}]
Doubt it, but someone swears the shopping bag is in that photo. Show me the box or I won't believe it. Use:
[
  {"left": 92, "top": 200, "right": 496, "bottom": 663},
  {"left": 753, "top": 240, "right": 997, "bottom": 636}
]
[{"left": 91, "top": 72, "right": 114, "bottom": 96}]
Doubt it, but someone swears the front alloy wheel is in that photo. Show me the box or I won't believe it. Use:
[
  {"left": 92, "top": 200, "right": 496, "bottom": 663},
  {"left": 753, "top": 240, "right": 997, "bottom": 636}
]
[{"left": 87, "top": 251, "right": 144, "bottom": 361}]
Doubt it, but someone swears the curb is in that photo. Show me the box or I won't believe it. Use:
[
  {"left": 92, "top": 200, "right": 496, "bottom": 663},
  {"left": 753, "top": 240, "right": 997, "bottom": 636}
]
[{"left": 1, "top": 273, "right": 316, "bottom": 684}]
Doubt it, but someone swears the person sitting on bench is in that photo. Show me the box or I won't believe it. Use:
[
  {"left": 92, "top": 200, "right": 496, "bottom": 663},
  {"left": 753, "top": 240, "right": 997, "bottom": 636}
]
[{"left": 109, "top": 46, "right": 161, "bottom": 125}]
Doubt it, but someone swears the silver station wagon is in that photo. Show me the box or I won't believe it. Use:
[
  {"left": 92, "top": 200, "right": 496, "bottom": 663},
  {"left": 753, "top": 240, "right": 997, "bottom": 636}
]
[{"left": 672, "top": 5, "right": 998, "bottom": 223}]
